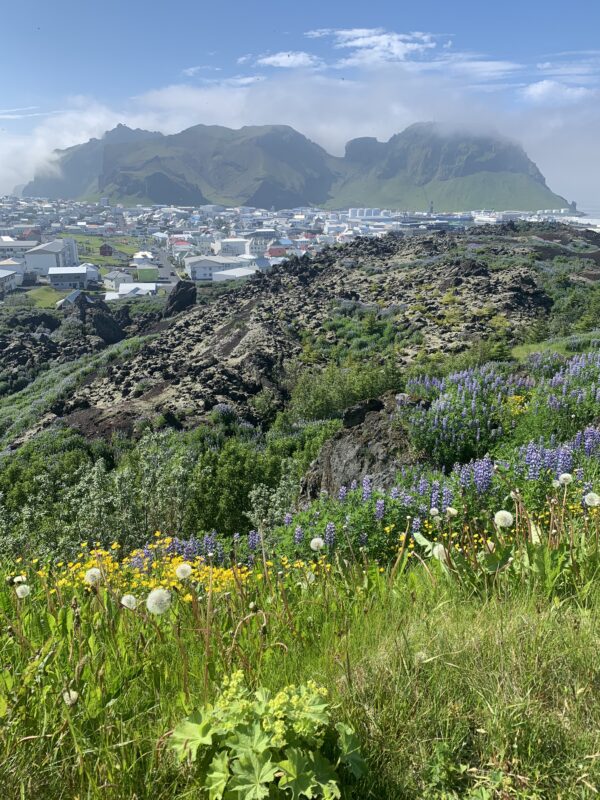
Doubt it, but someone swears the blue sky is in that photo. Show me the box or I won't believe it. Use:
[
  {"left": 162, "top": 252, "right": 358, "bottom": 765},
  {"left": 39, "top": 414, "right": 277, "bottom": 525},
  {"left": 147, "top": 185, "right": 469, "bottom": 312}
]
[{"left": 1, "top": 0, "right": 599, "bottom": 205}]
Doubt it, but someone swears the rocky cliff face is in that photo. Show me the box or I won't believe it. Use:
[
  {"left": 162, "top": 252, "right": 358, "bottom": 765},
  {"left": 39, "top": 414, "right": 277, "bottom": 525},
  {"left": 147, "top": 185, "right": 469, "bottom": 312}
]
[
  {"left": 23, "top": 122, "right": 567, "bottom": 211},
  {"left": 42, "top": 226, "right": 555, "bottom": 441}
]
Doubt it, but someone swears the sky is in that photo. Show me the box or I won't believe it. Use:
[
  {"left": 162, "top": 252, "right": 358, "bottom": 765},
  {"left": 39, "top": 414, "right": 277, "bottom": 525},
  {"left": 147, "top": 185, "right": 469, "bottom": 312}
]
[{"left": 1, "top": 0, "right": 599, "bottom": 208}]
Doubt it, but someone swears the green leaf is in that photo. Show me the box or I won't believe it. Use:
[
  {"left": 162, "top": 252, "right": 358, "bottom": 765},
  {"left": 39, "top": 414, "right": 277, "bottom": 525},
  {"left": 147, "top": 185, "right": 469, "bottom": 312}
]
[
  {"left": 170, "top": 711, "right": 213, "bottom": 761},
  {"left": 308, "top": 752, "right": 340, "bottom": 798},
  {"left": 335, "top": 723, "right": 367, "bottom": 779},
  {"left": 206, "top": 750, "right": 230, "bottom": 800},
  {"left": 229, "top": 752, "right": 278, "bottom": 799},
  {"left": 278, "top": 748, "right": 316, "bottom": 798},
  {"left": 227, "top": 722, "right": 272, "bottom": 755}
]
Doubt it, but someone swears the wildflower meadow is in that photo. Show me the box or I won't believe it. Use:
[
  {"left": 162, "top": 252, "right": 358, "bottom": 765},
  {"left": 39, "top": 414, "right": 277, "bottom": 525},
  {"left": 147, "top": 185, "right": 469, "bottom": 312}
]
[{"left": 5, "top": 345, "right": 600, "bottom": 797}]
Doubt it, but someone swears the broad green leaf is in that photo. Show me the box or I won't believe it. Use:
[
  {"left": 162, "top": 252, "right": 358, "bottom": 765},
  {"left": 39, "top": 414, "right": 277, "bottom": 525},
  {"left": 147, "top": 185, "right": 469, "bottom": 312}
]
[
  {"left": 335, "top": 723, "right": 366, "bottom": 779},
  {"left": 229, "top": 752, "right": 278, "bottom": 799},
  {"left": 171, "top": 711, "right": 213, "bottom": 761},
  {"left": 278, "top": 748, "right": 316, "bottom": 798},
  {"left": 321, "top": 782, "right": 341, "bottom": 800},
  {"left": 0, "top": 694, "right": 7, "bottom": 718},
  {"left": 308, "top": 752, "right": 340, "bottom": 797},
  {"left": 206, "top": 750, "right": 230, "bottom": 800},
  {"left": 227, "top": 722, "right": 272, "bottom": 755}
]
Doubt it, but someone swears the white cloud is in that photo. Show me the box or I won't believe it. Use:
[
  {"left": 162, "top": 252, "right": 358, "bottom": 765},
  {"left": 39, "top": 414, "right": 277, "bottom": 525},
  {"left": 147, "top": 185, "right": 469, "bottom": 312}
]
[
  {"left": 307, "top": 27, "right": 436, "bottom": 67},
  {"left": 182, "top": 65, "right": 222, "bottom": 77},
  {"left": 1, "top": 32, "right": 599, "bottom": 210},
  {"left": 256, "top": 51, "right": 322, "bottom": 69},
  {"left": 521, "top": 79, "right": 594, "bottom": 104}
]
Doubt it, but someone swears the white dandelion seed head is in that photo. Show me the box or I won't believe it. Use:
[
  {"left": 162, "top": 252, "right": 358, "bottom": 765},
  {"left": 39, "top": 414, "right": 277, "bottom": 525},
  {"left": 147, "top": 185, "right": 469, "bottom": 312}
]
[
  {"left": 584, "top": 492, "right": 600, "bottom": 508},
  {"left": 15, "top": 584, "right": 31, "bottom": 598},
  {"left": 445, "top": 507, "right": 458, "bottom": 518},
  {"left": 146, "top": 588, "right": 171, "bottom": 615},
  {"left": 175, "top": 563, "right": 193, "bottom": 580},
  {"left": 120, "top": 594, "right": 137, "bottom": 610},
  {"left": 13, "top": 574, "right": 27, "bottom": 584},
  {"left": 429, "top": 507, "right": 440, "bottom": 517},
  {"left": 84, "top": 568, "right": 102, "bottom": 586},
  {"left": 310, "top": 537, "right": 325, "bottom": 552},
  {"left": 558, "top": 473, "right": 573, "bottom": 486},
  {"left": 62, "top": 689, "right": 79, "bottom": 707},
  {"left": 552, "top": 479, "right": 560, "bottom": 489},
  {"left": 494, "top": 510, "right": 514, "bottom": 528},
  {"left": 432, "top": 543, "right": 449, "bottom": 564}
]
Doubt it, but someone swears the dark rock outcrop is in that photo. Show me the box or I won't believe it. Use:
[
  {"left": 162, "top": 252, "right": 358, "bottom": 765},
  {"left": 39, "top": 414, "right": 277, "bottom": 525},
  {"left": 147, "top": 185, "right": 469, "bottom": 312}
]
[
  {"left": 163, "top": 280, "right": 197, "bottom": 318},
  {"left": 301, "top": 394, "right": 417, "bottom": 500}
]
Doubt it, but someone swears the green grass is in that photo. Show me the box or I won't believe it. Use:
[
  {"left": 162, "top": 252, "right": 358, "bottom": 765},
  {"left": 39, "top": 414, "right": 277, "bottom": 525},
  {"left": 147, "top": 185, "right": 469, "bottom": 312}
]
[
  {"left": 3, "top": 543, "right": 600, "bottom": 799},
  {"left": 25, "top": 286, "right": 69, "bottom": 308},
  {"left": 58, "top": 234, "right": 143, "bottom": 265}
]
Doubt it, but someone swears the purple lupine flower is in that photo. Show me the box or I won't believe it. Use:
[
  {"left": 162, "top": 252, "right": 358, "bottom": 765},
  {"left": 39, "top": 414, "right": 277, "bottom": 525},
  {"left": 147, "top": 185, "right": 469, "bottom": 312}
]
[
  {"left": 283, "top": 513, "right": 293, "bottom": 526},
  {"left": 248, "top": 530, "right": 260, "bottom": 551},
  {"left": 350, "top": 479, "right": 358, "bottom": 491},
  {"left": 375, "top": 499, "right": 385, "bottom": 520},
  {"left": 390, "top": 486, "right": 399, "bottom": 500},
  {"left": 411, "top": 517, "right": 422, "bottom": 533},
  {"left": 294, "top": 525, "right": 304, "bottom": 545},
  {"left": 441, "top": 484, "right": 453, "bottom": 511},
  {"left": 338, "top": 485, "right": 348, "bottom": 502},
  {"left": 325, "top": 521, "right": 335, "bottom": 547},
  {"left": 362, "top": 477, "right": 372, "bottom": 501}
]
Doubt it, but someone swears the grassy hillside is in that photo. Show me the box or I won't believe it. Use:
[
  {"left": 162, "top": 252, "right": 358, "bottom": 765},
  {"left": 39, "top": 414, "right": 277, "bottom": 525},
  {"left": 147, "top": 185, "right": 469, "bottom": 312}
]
[
  {"left": 3, "top": 225, "right": 600, "bottom": 797},
  {"left": 327, "top": 171, "right": 567, "bottom": 211}
]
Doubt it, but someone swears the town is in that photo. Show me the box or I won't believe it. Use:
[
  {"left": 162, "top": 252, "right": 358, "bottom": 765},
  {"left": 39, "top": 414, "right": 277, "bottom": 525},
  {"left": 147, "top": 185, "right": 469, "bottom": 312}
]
[{"left": 0, "top": 194, "right": 594, "bottom": 308}]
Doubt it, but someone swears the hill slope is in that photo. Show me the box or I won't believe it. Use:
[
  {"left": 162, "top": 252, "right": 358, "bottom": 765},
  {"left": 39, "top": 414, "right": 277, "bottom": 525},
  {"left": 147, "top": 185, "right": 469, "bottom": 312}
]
[{"left": 23, "top": 122, "right": 568, "bottom": 211}]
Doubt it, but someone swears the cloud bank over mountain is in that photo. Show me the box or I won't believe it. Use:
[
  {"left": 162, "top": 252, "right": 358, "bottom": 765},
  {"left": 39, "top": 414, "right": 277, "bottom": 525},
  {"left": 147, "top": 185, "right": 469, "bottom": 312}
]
[{"left": 2, "top": 28, "right": 598, "bottom": 207}]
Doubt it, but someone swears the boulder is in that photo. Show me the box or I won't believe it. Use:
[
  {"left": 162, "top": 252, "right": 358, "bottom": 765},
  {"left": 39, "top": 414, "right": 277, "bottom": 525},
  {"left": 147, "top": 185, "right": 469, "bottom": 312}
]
[{"left": 163, "top": 280, "right": 197, "bottom": 317}]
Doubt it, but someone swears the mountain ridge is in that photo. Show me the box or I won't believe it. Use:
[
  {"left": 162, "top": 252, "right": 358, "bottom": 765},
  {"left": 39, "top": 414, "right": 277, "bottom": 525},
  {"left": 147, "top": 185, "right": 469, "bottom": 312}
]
[{"left": 23, "top": 122, "right": 569, "bottom": 211}]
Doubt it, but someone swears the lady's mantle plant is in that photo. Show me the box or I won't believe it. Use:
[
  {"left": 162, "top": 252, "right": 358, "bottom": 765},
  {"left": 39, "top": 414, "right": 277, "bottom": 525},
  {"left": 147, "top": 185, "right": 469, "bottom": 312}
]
[{"left": 170, "top": 670, "right": 365, "bottom": 798}]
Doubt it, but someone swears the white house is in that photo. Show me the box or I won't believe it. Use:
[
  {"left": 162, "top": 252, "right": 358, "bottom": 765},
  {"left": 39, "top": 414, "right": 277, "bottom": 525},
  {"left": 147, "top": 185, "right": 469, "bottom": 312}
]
[
  {"left": 0, "top": 258, "right": 25, "bottom": 284},
  {"left": 184, "top": 254, "right": 244, "bottom": 281},
  {"left": 131, "top": 250, "right": 155, "bottom": 265},
  {"left": 213, "top": 266, "right": 258, "bottom": 282},
  {"left": 0, "top": 237, "right": 39, "bottom": 260},
  {"left": 24, "top": 238, "right": 79, "bottom": 276},
  {"left": 48, "top": 266, "right": 89, "bottom": 290},
  {"left": 103, "top": 270, "right": 130, "bottom": 290},
  {"left": 104, "top": 282, "right": 158, "bottom": 301},
  {"left": 216, "top": 238, "right": 249, "bottom": 256},
  {"left": 0, "top": 269, "right": 19, "bottom": 295}
]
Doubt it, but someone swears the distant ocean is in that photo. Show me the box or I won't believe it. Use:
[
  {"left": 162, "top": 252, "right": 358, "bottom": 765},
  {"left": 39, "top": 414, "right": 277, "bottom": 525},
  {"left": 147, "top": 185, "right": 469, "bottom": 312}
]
[{"left": 582, "top": 207, "right": 600, "bottom": 218}]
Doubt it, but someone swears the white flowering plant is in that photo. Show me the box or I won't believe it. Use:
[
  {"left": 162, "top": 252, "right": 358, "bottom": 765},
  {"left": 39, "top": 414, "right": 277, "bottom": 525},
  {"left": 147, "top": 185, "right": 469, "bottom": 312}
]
[{"left": 170, "top": 670, "right": 366, "bottom": 798}]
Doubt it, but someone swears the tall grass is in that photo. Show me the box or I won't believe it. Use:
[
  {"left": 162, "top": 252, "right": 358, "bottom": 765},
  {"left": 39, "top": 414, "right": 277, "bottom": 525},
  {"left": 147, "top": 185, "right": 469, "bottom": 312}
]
[{"left": 3, "top": 512, "right": 600, "bottom": 798}]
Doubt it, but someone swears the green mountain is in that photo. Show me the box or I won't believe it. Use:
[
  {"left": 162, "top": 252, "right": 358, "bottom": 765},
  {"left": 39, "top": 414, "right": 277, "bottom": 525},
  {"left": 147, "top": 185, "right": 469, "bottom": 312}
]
[{"left": 23, "top": 121, "right": 568, "bottom": 211}]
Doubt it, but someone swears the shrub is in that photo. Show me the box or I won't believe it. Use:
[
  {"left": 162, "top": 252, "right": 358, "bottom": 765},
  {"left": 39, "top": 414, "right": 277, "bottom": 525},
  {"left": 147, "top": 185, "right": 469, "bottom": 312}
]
[{"left": 171, "top": 671, "right": 365, "bottom": 799}]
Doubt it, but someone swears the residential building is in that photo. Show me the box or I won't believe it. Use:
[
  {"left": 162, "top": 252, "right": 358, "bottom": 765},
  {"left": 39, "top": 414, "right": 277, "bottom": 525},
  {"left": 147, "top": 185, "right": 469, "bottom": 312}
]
[
  {"left": 0, "top": 236, "right": 39, "bottom": 260},
  {"left": 24, "top": 238, "right": 78, "bottom": 276},
  {"left": 0, "top": 269, "right": 19, "bottom": 295},
  {"left": 213, "top": 266, "right": 258, "bottom": 282},
  {"left": 103, "top": 270, "right": 130, "bottom": 290},
  {"left": 48, "top": 266, "right": 90, "bottom": 289},
  {"left": 105, "top": 282, "right": 158, "bottom": 301},
  {"left": 216, "top": 237, "right": 249, "bottom": 256},
  {"left": 184, "top": 254, "right": 244, "bottom": 281}
]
